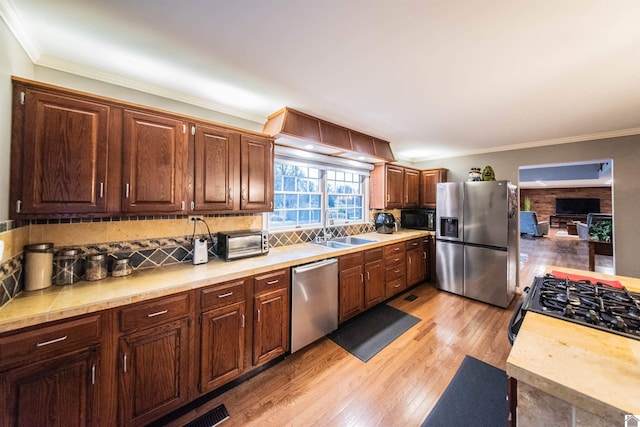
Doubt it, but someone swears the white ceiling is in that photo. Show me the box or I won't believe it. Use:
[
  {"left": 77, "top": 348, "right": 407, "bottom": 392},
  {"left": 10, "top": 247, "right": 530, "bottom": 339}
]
[{"left": 3, "top": 0, "right": 640, "bottom": 162}]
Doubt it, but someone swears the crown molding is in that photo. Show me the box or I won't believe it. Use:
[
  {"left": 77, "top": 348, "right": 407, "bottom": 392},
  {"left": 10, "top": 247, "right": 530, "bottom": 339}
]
[
  {"left": 402, "top": 127, "right": 640, "bottom": 163},
  {"left": 0, "top": 0, "right": 41, "bottom": 62},
  {"left": 36, "top": 54, "right": 268, "bottom": 125}
]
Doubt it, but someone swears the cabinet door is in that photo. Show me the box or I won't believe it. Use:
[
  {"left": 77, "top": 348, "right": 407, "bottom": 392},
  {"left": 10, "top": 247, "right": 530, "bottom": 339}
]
[
  {"left": 193, "top": 124, "right": 240, "bottom": 212},
  {"left": 0, "top": 347, "right": 99, "bottom": 427},
  {"left": 240, "top": 134, "right": 273, "bottom": 211},
  {"left": 200, "top": 301, "right": 245, "bottom": 393},
  {"left": 123, "top": 110, "right": 188, "bottom": 213},
  {"left": 19, "top": 89, "right": 111, "bottom": 215},
  {"left": 420, "top": 169, "right": 447, "bottom": 208},
  {"left": 253, "top": 287, "right": 289, "bottom": 366},
  {"left": 403, "top": 168, "right": 420, "bottom": 208},
  {"left": 339, "top": 264, "right": 364, "bottom": 323},
  {"left": 385, "top": 165, "right": 404, "bottom": 209},
  {"left": 119, "top": 318, "right": 190, "bottom": 426},
  {"left": 364, "top": 259, "right": 384, "bottom": 309},
  {"left": 406, "top": 248, "right": 425, "bottom": 286}
]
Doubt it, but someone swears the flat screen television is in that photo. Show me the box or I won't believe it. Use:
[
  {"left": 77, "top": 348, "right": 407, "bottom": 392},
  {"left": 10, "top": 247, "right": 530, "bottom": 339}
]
[{"left": 555, "top": 198, "right": 600, "bottom": 215}]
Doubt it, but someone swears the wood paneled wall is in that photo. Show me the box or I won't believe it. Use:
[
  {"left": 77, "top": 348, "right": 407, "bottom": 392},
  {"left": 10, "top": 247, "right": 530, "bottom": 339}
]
[{"left": 520, "top": 187, "right": 612, "bottom": 223}]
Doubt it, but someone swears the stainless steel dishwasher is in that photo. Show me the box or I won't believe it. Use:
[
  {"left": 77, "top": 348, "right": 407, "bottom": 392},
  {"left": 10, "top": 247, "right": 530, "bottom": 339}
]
[{"left": 291, "top": 258, "right": 339, "bottom": 353}]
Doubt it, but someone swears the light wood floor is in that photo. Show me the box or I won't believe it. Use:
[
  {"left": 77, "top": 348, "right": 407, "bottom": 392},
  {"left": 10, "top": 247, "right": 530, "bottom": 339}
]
[{"left": 168, "top": 228, "right": 613, "bottom": 427}]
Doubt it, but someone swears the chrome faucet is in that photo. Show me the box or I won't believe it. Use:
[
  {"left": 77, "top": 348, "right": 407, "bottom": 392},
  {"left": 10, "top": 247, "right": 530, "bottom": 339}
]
[{"left": 316, "top": 210, "right": 334, "bottom": 242}]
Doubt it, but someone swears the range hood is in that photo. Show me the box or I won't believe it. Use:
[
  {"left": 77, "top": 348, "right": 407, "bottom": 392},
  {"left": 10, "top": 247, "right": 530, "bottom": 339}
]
[{"left": 263, "top": 107, "right": 395, "bottom": 164}]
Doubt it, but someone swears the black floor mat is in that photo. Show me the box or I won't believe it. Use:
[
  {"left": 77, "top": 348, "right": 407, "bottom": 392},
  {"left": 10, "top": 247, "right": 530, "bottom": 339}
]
[
  {"left": 421, "top": 355, "right": 508, "bottom": 427},
  {"left": 328, "top": 304, "right": 420, "bottom": 362},
  {"left": 184, "top": 404, "right": 229, "bottom": 427}
]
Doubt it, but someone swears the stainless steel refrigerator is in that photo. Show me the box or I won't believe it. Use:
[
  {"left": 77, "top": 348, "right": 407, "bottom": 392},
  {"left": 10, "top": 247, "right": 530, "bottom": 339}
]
[{"left": 435, "top": 180, "right": 518, "bottom": 308}]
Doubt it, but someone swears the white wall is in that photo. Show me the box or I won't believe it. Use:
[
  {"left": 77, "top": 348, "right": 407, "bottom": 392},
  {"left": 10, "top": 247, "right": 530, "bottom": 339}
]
[
  {"left": 415, "top": 135, "right": 640, "bottom": 278},
  {"left": 0, "top": 17, "right": 34, "bottom": 220}
]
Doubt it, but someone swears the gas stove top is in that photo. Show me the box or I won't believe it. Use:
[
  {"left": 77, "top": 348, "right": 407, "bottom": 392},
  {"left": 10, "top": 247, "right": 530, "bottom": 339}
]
[{"left": 524, "top": 274, "right": 640, "bottom": 340}]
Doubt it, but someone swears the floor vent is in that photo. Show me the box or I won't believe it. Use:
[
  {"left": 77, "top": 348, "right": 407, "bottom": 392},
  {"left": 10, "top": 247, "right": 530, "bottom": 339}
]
[
  {"left": 184, "top": 404, "right": 229, "bottom": 427},
  {"left": 405, "top": 294, "right": 419, "bottom": 302}
]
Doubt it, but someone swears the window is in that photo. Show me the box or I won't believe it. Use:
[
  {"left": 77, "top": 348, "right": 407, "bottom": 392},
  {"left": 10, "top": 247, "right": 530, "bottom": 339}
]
[{"left": 269, "top": 159, "right": 368, "bottom": 230}]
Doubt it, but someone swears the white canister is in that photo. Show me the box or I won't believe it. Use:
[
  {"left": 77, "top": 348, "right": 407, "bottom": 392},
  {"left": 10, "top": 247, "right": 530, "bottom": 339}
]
[{"left": 23, "top": 243, "right": 55, "bottom": 291}]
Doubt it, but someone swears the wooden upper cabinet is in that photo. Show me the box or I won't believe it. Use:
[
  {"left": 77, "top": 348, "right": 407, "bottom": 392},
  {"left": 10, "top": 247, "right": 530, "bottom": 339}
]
[
  {"left": 12, "top": 87, "right": 121, "bottom": 217},
  {"left": 193, "top": 124, "right": 240, "bottom": 212},
  {"left": 122, "top": 110, "right": 188, "bottom": 214},
  {"left": 240, "top": 134, "right": 273, "bottom": 211},
  {"left": 370, "top": 164, "right": 421, "bottom": 209},
  {"left": 404, "top": 168, "right": 420, "bottom": 208},
  {"left": 419, "top": 168, "right": 448, "bottom": 208}
]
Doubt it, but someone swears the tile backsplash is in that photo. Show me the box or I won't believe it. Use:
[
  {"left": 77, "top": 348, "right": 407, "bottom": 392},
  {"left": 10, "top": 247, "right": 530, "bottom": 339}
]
[{"left": 0, "top": 214, "right": 376, "bottom": 308}]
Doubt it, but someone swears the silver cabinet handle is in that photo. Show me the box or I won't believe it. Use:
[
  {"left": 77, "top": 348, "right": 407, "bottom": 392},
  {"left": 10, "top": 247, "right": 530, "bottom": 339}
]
[
  {"left": 394, "top": 269, "right": 401, "bottom": 273},
  {"left": 36, "top": 335, "right": 67, "bottom": 347},
  {"left": 228, "top": 188, "right": 233, "bottom": 200},
  {"left": 257, "top": 309, "right": 261, "bottom": 322},
  {"left": 181, "top": 201, "right": 185, "bottom": 210},
  {"left": 123, "top": 354, "right": 127, "bottom": 373},
  {"left": 125, "top": 183, "right": 130, "bottom": 198},
  {"left": 182, "top": 124, "right": 186, "bottom": 134},
  {"left": 367, "top": 271, "right": 370, "bottom": 280},
  {"left": 241, "top": 314, "right": 245, "bottom": 328},
  {"left": 360, "top": 273, "right": 364, "bottom": 282},
  {"left": 409, "top": 258, "right": 412, "bottom": 264},
  {"left": 16, "top": 200, "right": 22, "bottom": 213},
  {"left": 266, "top": 280, "right": 279, "bottom": 285},
  {"left": 91, "top": 364, "right": 96, "bottom": 385},
  {"left": 218, "top": 292, "right": 233, "bottom": 298},
  {"left": 99, "top": 182, "right": 104, "bottom": 198},
  {"left": 242, "top": 189, "right": 247, "bottom": 201},
  {"left": 147, "top": 309, "right": 168, "bottom": 318},
  {"left": 394, "top": 247, "right": 401, "bottom": 251},
  {"left": 423, "top": 252, "right": 427, "bottom": 259},
  {"left": 387, "top": 194, "right": 390, "bottom": 202},
  {"left": 191, "top": 125, "right": 196, "bottom": 136},
  {"left": 394, "top": 284, "right": 401, "bottom": 288},
  {"left": 394, "top": 257, "right": 400, "bottom": 262}
]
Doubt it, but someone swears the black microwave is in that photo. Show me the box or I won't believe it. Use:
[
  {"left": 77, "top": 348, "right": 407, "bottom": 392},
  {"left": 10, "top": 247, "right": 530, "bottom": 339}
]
[{"left": 401, "top": 209, "right": 436, "bottom": 231}]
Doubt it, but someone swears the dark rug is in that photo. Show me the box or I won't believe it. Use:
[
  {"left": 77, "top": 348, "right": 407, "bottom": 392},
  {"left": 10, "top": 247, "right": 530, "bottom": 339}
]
[
  {"left": 421, "top": 355, "right": 509, "bottom": 427},
  {"left": 328, "top": 304, "right": 420, "bottom": 362}
]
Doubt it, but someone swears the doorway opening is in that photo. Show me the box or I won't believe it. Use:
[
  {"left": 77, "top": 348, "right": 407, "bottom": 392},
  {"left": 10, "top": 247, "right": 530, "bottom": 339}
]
[{"left": 517, "top": 160, "right": 614, "bottom": 287}]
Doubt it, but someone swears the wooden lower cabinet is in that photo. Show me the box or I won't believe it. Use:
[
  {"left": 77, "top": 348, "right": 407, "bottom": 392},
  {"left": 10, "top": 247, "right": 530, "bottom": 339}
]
[
  {"left": 253, "top": 269, "right": 290, "bottom": 366},
  {"left": 406, "top": 238, "right": 426, "bottom": 286},
  {"left": 384, "top": 242, "right": 407, "bottom": 299},
  {"left": 117, "top": 293, "right": 193, "bottom": 427},
  {"left": 0, "top": 314, "right": 104, "bottom": 427},
  {"left": 0, "top": 346, "right": 100, "bottom": 427},
  {"left": 364, "top": 248, "right": 385, "bottom": 309},
  {"left": 198, "top": 279, "right": 247, "bottom": 394},
  {"left": 339, "top": 252, "right": 365, "bottom": 323}
]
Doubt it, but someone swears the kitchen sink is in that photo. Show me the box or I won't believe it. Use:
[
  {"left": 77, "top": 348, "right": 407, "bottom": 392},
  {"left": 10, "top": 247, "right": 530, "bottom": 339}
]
[
  {"left": 330, "top": 237, "right": 375, "bottom": 245},
  {"left": 313, "top": 236, "right": 375, "bottom": 248},
  {"left": 313, "top": 240, "right": 352, "bottom": 248}
]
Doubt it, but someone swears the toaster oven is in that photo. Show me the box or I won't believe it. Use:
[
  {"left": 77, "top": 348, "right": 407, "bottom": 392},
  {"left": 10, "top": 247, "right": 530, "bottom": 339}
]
[{"left": 216, "top": 230, "right": 269, "bottom": 261}]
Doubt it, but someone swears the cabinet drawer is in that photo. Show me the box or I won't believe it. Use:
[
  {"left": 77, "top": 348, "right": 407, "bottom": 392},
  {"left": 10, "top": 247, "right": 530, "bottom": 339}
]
[
  {"left": 385, "top": 278, "right": 406, "bottom": 298},
  {"left": 339, "top": 252, "right": 364, "bottom": 271},
  {"left": 385, "top": 250, "right": 405, "bottom": 268},
  {"left": 364, "top": 247, "right": 383, "bottom": 263},
  {"left": 385, "top": 264, "right": 406, "bottom": 282},
  {"left": 0, "top": 314, "right": 101, "bottom": 364},
  {"left": 384, "top": 242, "right": 405, "bottom": 259},
  {"left": 405, "top": 238, "right": 421, "bottom": 251},
  {"left": 254, "top": 269, "right": 289, "bottom": 294},
  {"left": 120, "top": 293, "right": 191, "bottom": 332},
  {"left": 201, "top": 280, "right": 246, "bottom": 310}
]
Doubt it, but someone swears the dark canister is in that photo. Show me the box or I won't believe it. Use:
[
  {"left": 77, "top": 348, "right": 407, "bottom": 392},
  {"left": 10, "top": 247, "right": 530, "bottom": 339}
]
[{"left": 55, "top": 248, "right": 84, "bottom": 285}]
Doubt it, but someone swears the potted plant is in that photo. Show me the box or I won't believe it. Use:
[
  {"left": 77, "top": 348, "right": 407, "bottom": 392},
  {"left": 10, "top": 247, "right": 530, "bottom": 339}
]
[{"left": 589, "top": 220, "right": 612, "bottom": 242}]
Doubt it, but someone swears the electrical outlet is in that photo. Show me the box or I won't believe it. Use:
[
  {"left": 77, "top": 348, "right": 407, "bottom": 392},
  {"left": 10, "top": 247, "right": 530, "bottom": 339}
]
[
  {"left": 188, "top": 215, "right": 204, "bottom": 222},
  {"left": 0, "top": 240, "right": 4, "bottom": 260}
]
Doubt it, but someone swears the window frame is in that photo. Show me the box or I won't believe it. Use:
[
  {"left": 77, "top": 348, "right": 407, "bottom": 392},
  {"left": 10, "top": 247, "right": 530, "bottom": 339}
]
[{"left": 267, "top": 156, "right": 370, "bottom": 232}]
